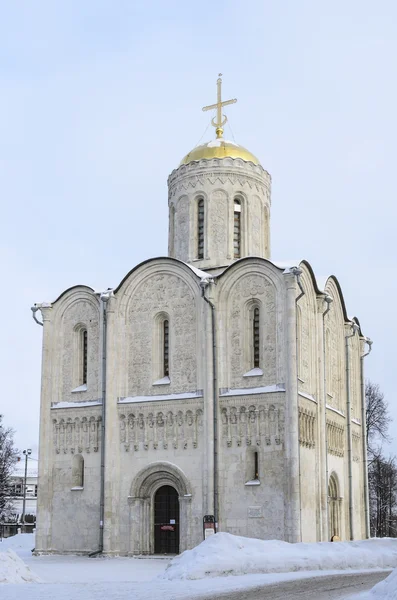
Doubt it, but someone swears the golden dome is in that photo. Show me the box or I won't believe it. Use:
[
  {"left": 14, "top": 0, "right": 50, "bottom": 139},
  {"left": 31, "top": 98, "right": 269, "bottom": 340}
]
[{"left": 180, "top": 138, "right": 260, "bottom": 166}]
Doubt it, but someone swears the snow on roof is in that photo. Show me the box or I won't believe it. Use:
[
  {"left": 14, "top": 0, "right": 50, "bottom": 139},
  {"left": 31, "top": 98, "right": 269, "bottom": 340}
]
[
  {"left": 206, "top": 139, "right": 239, "bottom": 148},
  {"left": 184, "top": 263, "right": 212, "bottom": 279}
]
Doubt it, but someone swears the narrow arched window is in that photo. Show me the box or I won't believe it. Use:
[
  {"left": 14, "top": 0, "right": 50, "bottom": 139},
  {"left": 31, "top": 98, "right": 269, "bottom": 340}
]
[
  {"left": 81, "top": 329, "right": 88, "bottom": 385},
  {"left": 163, "top": 319, "right": 169, "bottom": 377},
  {"left": 253, "top": 307, "right": 260, "bottom": 368},
  {"left": 197, "top": 198, "right": 204, "bottom": 259},
  {"left": 72, "top": 454, "right": 84, "bottom": 488},
  {"left": 234, "top": 199, "right": 241, "bottom": 258},
  {"left": 254, "top": 451, "right": 259, "bottom": 480}
]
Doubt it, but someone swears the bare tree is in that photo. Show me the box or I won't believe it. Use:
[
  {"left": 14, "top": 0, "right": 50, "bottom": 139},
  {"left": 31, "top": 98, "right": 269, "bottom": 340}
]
[
  {"left": 0, "top": 415, "right": 19, "bottom": 522},
  {"left": 366, "top": 381, "right": 391, "bottom": 457}
]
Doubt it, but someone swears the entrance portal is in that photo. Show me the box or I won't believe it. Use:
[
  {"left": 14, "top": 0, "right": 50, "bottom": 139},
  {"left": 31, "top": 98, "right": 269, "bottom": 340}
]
[{"left": 154, "top": 485, "right": 179, "bottom": 554}]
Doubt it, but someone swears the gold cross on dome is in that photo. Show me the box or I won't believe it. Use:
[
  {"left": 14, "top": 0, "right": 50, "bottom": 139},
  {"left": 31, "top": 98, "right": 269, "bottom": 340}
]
[{"left": 202, "top": 74, "right": 237, "bottom": 139}]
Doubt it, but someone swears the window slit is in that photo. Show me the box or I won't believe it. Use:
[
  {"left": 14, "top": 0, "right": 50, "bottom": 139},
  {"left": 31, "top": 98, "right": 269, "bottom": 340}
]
[
  {"left": 254, "top": 452, "right": 259, "bottom": 480},
  {"left": 253, "top": 307, "right": 260, "bottom": 368},
  {"left": 198, "top": 199, "right": 204, "bottom": 259},
  {"left": 234, "top": 199, "right": 241, "bottom": 258},
  {"left": 163, "top": 320, "right": 169, "bottom": 377},
  {"left": 82, "top": 329, "right": 88, "bottom": 385}
]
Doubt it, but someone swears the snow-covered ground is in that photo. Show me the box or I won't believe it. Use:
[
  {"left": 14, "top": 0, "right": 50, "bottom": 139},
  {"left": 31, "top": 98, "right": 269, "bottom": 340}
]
[
  {"left": 350, "top": 568, "right": 397, "bottom": 600},
  {"left": 161, "top": 532, "right": 397, "bottom": 580},
  {"left": 0, "top": 532, "right": 394, "bottom": 599}
]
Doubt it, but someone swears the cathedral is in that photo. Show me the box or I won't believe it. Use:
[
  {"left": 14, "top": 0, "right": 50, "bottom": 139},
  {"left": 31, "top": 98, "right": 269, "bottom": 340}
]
[{"left": 33, "top": 77, "right": 371, "bottom": 555}]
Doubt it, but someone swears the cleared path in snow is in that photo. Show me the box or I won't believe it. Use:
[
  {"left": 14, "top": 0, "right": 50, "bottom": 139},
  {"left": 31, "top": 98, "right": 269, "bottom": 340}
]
[
  {"left": 0, "top": 570, "right": 390, "bottom": 600},
  {"left": 202, "top": 570, "right": 390, "bottom": 600}
]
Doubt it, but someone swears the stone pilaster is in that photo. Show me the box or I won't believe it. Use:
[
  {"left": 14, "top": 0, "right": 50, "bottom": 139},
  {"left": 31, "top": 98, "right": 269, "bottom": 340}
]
[
  {"left": 283, "top": 273, "right": 301, "bottom": 543},
  {"left": 35, "top": 304, "right": 54, "bottom": 552},
  {"left": 316, "top": 296, "right": 328, "bottom": 541},
  {"left": 102, "top": 295, "right": 121, "bottom": 554}
]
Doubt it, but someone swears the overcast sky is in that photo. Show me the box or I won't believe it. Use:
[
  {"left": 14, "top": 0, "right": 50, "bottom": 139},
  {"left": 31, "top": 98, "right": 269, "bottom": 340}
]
[{"left": 1, "top": 1, "right": 396, "bottom": 459}]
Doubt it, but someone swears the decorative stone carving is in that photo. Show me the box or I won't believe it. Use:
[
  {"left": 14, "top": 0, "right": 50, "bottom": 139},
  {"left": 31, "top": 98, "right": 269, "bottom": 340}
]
[
  {"left": 352, "top": 431, "right": 361, "bottom": 462},
  {"left": 220, "top": 402, "right": 283, "bottom": 447},
  {"left": 326, "top": 419, "right": 345, "bottom": 457},
  {"left": 127, "top": 273, "right": 197, "bottom": 396},
  {"left": 52, "top": 414, "right": 101, "bottom": 455},
  {"left": 298, "top": 407, "right": 316, "bottom": 448},
  {"left": 229, "top": 274, "right": 277, "bottom": 388},
  {"left": 119, "top": 405, "right": 203, "bottom": 451}
]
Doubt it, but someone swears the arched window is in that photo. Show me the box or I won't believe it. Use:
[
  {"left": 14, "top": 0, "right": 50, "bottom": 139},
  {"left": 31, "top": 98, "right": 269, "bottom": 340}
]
[
  {"left": 81, "top": 329, "right": 88, "bottom": 385},
  {"left": 233, "top": 199, "right": 242, "bottom": 258},
  {"left": 163, "top": 319, "right": 169, "bottom": 377},
  {"left": 72, "top": 454, "right": 84, "bottom": 488},
  {"left": 328, "top": 473, "right": 341, "bottom": 540},
  {"left": 197, "top": 198, "right": 204, "bottom": 259},
  {"left": 253, "top": 307, "right": 260, "bottom": 368}
]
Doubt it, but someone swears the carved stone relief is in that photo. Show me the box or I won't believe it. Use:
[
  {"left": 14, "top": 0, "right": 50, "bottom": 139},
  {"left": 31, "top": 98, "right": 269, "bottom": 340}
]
[
  {"left": 326, "top": 419, "right": 345, "bottom": 457},
  {"left": 128, "top": 273, "right": 197, "bottom": 395},
  {"left": 250, "top": 195, "right": 262, "bottom": 256},
  {"left": 220, "top": 402, "right": 283, "bottom": 447},
  {"left": 119, "top": 406, "right": 203, "bottom": 451},
  {"left": 352, "top": 431, "right": 361, "bottom": 462},
  {"left": 210, "top": 190, "right": 228, "bottom": 258},
  {"left": 174, "top": 196, "right": 189, "bottom": 261},
  {"left": 229, "top": 274, "right": 277, "bottom": 388},
  {"left": 53, "top": 414, "right": 101, "bottom": 454},
  {"left": 298, "top": 406, "right": 316, "bottom": 448}
]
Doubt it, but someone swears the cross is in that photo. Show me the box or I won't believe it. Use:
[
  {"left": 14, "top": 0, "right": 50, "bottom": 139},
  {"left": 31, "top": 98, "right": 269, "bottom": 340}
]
[{"left": 202, "top": 74, "right": 237, "bottom": 139}]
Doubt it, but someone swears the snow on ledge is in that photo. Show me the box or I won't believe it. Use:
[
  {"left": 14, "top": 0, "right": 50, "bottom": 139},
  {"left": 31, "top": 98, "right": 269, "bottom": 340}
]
[
  {"left": 71, "top": 384, "right": 87, "bottom": 393},
  {"left": 160, "top": 532, "right": 397, "bottom": 581},
  {"left": 326, "top": 404, "right": 346, "bottom": 418},
  {"left": 245, "top": 480, "right": 261, "bottom": 486},
  {"left": 153, "top": 376, "right": 171, "bottom": 386},
  {"left": 243, "top": 368, "right": 264, "bottom": 377},
  {"left": 51, "top": 400, "right": 102, "bottom": 409},
  {"left": 352, "top": 417, "right": 362, "bottom": 426},
  {"left": 298, "top": 391, "right": 318, "bottom": 404},
  {"left": 220, "top": 384, "right": 285, "bottom": 397},
  {"left": 119, "top": 391, "right": 203, "bottom": 404}
]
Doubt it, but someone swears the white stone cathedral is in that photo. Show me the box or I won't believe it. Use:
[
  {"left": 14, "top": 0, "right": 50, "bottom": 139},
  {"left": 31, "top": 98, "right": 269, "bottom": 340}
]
[{"left": 33, "top": 78, "right": 371, "bottom": 555}]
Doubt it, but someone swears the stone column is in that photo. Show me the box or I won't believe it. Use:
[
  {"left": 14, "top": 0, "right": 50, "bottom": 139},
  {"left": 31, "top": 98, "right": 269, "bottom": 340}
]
[
  {"left": 316, "top": 297, "right": 328, "bottom": 541},
  {"left": 102, "top": 295, "right": 121, "bottom": 554},
  {"left": 179, "top": 495, "right": 192, "bottom": 552},
  {"left": 35, "top": 305, "right": 54, "bottom": 552},
  {"left": 283, "top": 272, "right": 301, "bottom": 543}
]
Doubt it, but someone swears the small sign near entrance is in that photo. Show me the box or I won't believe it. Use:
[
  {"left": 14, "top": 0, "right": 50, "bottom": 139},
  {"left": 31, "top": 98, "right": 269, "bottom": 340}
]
[
  {"left": 160, "top": 525, "right": 175, "bottom": 531},
  {"left": 170, "top": 519, "right": 176, "bottom": 524},
  {"left": 203, "top": 514, "right": 216, "bottom": 540}
]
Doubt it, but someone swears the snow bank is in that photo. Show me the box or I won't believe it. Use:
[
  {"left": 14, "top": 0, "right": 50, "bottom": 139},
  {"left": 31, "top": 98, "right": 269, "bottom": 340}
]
[
  {"left": 355, "top": 568, "right": 397, "bottom": 599},
  {"left": 0, "top": 549, "right": 41, "bottom": 584},
  {"left": 161, "top": 533, "right": 397, "bottom": 580}
]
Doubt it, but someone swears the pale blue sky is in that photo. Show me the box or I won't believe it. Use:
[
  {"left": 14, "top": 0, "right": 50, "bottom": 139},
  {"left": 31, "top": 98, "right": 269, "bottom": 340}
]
[{"left": 1, "top": 1, "right": 396, "bottom": 456}]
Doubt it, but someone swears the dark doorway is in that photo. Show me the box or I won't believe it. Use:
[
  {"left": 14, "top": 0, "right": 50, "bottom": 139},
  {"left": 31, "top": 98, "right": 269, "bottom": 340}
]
[{"left": 154, "top": 485, "right": 179, "bottom": 554}]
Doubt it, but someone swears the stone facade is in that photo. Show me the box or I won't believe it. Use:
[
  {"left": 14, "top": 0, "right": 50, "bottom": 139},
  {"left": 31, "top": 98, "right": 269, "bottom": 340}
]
[{"left": 34, "top": 151, "right": 370, "bottom": 555}]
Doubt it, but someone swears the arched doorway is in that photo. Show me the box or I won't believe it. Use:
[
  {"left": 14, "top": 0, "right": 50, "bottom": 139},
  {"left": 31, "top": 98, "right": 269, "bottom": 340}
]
[
  {"left": 154, "top": 485, "right": 179, "bottom": 554},
  {"left": 129, "top": 461, "right": 191, "bottom": 555},
  {"left": 328, "top": 473, "right": 341, "bottom": 540}
]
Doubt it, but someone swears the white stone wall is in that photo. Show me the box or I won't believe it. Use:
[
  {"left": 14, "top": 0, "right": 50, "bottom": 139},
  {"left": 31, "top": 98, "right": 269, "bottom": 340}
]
[{"left": 168, "top": 158, "right": 271, "bottom": 270}]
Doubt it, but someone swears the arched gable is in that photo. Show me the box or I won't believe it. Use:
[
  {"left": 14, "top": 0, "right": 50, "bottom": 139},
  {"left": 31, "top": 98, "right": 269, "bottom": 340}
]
[
  {"left": 216, "top": 258, "right": 285, "bottom": 389},
  {"left": 114, "top": 259, "right": 201, "bottom": 398},
  {"left": 297, "top": 263, "right": 318, "bottom": 396},
  {"left": 323, "top": 278, "right": 346, "bottom": 413}
]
